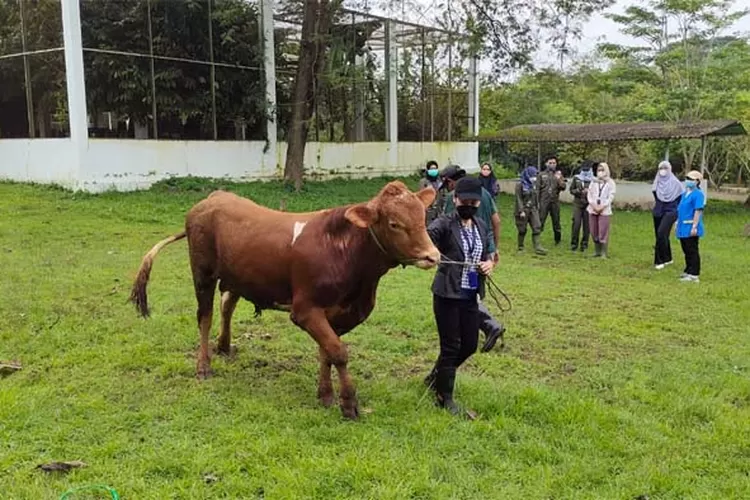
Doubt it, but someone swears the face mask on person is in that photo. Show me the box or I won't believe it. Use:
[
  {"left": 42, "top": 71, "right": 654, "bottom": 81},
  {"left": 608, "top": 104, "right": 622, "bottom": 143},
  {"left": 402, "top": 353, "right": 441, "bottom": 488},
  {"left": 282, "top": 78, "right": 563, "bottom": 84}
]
[
  {"left": 685, "top": 180, "right": 697, "bottom": 189},
  {"left": 597, "top": 170, "right": 606, "bottom": 179},
  {"left": 456, "top": 205, "right": 478, "bottom": 220},
  {"left": 547, "top": 163, "right": 556, "bottom": 171},
  {"left": 426, "top": 168, "right": 439, "bottom": 178},
  {"left": 658, "top": 168, "right": 668, "bottom": 177},
  {"left": 529, "top": 176, "right": 537, "bottom": 183}
]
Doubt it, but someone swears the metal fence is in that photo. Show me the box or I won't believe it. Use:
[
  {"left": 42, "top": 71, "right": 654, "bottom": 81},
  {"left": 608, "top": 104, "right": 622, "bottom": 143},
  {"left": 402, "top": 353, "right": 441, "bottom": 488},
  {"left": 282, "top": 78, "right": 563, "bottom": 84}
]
[{"left": 0, "top": 0, "right": 473, "bottom": 142}]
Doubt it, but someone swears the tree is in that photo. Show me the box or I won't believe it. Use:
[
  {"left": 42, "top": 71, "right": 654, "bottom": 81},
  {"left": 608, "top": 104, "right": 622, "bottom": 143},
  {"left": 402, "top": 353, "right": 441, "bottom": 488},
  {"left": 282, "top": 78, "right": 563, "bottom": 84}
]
[
  {"left": 278, "top": 0, "right": 618, "bottom": 189},
  {"left": 282, "top": 0, "right": 342, "bottom": 191},
  {"left": 600, "top": 0, "right": 750, "bottom": 180},
  {"left": 451, "top": 0, "right": 616, "bottom": 74}
]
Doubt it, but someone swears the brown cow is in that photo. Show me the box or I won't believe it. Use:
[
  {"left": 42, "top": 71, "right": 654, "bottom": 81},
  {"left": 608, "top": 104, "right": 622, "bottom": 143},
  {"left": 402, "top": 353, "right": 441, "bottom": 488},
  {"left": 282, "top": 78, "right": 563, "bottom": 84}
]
[{"left": 130, "top": 181, "right": 440, "bottom": 419}]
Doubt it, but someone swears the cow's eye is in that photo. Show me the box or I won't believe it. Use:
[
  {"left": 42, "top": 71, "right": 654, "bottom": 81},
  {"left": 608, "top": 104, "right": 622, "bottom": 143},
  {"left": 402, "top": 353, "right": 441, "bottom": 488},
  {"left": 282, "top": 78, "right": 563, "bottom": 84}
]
[{"left": 389, "top": 221, "right": 401, "bottom": 230}]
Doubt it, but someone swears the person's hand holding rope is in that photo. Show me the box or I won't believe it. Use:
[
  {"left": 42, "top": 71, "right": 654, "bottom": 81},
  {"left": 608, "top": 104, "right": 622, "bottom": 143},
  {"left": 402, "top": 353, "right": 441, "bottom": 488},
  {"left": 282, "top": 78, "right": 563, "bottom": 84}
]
[{"left": 478, "top": 259, "right": 494, "bottom": 276}]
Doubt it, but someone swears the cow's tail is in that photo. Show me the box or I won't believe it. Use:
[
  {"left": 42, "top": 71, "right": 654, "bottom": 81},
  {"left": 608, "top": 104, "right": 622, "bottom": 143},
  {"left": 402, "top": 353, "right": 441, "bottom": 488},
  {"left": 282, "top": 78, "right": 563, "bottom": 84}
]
[{"left": 129, "top": 232, "right": 187, "bottom": 318}]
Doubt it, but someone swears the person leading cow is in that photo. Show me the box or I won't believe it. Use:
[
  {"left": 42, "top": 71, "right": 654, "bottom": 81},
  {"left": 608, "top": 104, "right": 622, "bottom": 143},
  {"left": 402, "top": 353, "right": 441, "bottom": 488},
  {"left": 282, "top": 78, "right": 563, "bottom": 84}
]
[{"left": 436, "top": 165, "right": 506, "bottom": 352}]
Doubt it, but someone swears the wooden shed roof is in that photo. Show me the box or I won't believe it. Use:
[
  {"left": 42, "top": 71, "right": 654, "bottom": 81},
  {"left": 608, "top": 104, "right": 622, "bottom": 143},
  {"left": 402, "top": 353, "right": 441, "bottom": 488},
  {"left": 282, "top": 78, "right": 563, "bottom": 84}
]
[{"left": 473, "top": 120, "right": 746, "bottom": 143}]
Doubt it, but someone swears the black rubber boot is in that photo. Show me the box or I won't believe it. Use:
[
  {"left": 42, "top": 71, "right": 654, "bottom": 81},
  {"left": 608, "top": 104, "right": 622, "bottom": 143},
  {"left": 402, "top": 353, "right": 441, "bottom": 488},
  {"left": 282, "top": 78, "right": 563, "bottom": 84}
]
[
  {"left": 423, "top": 364, "right": 438, "bottom": 390},
  {"left": 517, "top": 233, "right": 525, "bottom": 252},
  {"left": 554, "top": 231, "right": 562, "bottom": 245},
  {"left": 532, "top": 234, "right": 547, "bottom": 255},
  {"left": 435, "top": 368, "right": 461, "bottom": 416},
  {"left": 592, "top": 242, "right": 602, "bottom": 257},
  {"left": 600, "top": 242, "right": 608, "bottom": 259},
  {"left": 481, "top": 324, "right": 506, "bottom": 353}
]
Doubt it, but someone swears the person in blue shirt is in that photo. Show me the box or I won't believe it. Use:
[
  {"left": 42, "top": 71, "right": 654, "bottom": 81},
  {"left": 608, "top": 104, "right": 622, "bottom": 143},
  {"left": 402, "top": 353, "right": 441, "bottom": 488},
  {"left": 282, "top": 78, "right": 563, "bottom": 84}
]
[{"left": 676, "top": 170, "right": 706, "bottom": 283}]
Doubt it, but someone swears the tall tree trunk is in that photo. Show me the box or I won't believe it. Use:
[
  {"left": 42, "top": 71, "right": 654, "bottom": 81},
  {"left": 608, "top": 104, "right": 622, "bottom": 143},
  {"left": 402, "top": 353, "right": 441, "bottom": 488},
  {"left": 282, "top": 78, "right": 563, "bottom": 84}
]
[{"left": 284, "top": 0, "right": 338, "bottom": 191}]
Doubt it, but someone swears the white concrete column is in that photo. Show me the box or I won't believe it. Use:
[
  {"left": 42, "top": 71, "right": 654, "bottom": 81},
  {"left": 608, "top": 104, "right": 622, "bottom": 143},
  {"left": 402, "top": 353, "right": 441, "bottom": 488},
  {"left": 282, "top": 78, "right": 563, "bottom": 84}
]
[
  {"left": 384, "top": 20, "right": 398, "bottom": 144},
  {"left": 354, "top": 54, "right": 366, "bottom": 141},
  {"left": 259, "top": 0, "right": 277, "bottom": 171},
  {"left": 61, "top": 0, "right": 89, "bottom": 157},
  {"left": 467, "top": 55, "right": 479, "bottom": 136}
]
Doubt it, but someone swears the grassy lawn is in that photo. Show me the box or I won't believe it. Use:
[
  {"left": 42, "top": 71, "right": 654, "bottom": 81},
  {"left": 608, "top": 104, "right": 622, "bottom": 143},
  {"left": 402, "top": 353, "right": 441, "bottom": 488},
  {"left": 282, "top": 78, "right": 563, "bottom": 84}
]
[{"left": 1, "top": 177, "right": 749, "bottom": 499}]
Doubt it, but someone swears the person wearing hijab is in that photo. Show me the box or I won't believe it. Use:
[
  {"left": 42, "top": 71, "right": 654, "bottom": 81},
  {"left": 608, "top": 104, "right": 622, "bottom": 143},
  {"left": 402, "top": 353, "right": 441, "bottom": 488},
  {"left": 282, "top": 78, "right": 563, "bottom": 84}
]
[
  {"left": 514, "top": 166, "right": 547, "bottom": 255},
  {"left": 569, "top": 160, "right": 595, "bottom": 252},
  {"left": 478, "top": 162, "right": 500, "bottom": 198},
  {"left": 419, "top": 160, "right": 446, "bottom": 224},
  {"left": 424, "top": 177, "right": 495, "bottom": 417},
  {"left": 676, "top": 170, "right": 706, "bottom": 283},
  {"left": 587, "top": 162, "right": 616, "bottom": 258},
  {"left": 652, "top": 160, "right": 684, "bottom": 270}
]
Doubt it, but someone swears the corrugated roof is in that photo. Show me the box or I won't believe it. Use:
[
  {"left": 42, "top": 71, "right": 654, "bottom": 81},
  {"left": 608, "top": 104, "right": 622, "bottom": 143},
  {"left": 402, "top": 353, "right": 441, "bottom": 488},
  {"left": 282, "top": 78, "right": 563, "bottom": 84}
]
[{"left": 473, "top": 120, "right": 747, "bottom": 143}]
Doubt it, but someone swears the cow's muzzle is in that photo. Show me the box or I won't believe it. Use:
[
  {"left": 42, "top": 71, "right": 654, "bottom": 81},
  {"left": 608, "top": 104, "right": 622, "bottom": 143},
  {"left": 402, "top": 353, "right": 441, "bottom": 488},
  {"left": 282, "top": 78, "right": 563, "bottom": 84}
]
[{"left": 412, "top": 248, "right": 440, "bottom": 269}]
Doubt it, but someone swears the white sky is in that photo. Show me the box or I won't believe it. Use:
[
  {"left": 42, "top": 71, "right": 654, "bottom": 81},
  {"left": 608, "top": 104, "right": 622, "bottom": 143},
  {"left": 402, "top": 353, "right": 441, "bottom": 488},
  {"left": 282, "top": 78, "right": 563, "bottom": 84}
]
[
  {"left": 536, "top": 0, "right": 750, "bottom": 68},
  {"left": 369, "top": 0, "right": 750, "bottom": 72}
]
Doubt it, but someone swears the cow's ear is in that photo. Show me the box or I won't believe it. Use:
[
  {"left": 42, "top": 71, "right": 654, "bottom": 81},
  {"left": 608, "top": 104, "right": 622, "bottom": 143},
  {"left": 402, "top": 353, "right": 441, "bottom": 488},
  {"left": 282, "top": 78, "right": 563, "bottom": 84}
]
[
  {"left": 416, "top": 187, "right": 437, "bottom": 208},
  {"left": 345, "top": 204, "right": 377, "bottom": 228}
]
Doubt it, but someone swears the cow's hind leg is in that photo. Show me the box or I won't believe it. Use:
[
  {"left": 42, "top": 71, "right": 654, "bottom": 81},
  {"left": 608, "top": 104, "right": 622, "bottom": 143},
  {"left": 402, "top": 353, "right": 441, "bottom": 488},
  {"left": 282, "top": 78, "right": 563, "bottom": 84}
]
[
  {"left": 293, "top": 304, "right": 358, "bottom": 420},
  {"left": 194, "top": 275, "right": 218, "bottom": 380},
  {"left": 217, "top": 291, "right": 240, "bottom": 357},
  {"left": 317, "top": 346, "right": 334, "bottom": 408}
]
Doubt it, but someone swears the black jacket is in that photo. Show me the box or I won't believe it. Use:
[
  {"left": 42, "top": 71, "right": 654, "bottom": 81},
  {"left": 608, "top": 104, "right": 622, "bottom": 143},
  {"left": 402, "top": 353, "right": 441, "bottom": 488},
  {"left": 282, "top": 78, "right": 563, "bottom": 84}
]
[{"left": 427, "top": 212, "right": 491, "bottom": 300}]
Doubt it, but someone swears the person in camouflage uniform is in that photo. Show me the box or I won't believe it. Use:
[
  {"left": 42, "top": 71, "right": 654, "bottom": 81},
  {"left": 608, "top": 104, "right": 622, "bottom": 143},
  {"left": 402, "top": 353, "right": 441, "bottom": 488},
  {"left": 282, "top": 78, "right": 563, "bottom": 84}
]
[
  {"left": 515, "top": 166, "right": 547, "bottom": 255},
  {"left": 419, "top": 160, "right": 446, "bottom": 225},
  {"left": 537, "top": 155, "right": 567, "bottom": 245},
  {"left": 569, "top": 160, "right": 595, "bottom": 252}
]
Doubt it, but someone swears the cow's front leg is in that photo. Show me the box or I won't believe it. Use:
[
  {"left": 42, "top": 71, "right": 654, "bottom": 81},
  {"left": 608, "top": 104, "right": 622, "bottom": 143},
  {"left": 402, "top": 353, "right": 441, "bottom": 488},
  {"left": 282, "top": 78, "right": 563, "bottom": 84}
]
[
  {"left": 317, "top": 346, "right": 334, "bottom": 408},
  {"left": 293, "top": 305, "right": 358, "bottom": 420}
]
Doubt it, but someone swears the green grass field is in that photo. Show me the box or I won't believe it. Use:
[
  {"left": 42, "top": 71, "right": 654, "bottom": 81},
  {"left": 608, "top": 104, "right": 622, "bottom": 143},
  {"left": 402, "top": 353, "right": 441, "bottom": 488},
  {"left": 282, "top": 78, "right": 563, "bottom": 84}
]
[{"left": 1, "top": 177, "right": 749, "bottom": 499}]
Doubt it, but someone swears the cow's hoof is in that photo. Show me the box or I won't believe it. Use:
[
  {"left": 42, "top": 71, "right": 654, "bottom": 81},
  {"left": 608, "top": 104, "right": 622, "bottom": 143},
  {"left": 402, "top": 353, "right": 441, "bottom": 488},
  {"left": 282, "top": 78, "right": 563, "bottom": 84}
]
[
  {"left": 196, "top": 365, "right": 213, "bottom": 380},
  {"left": 216, "top": 344, "right": 237, "bottom": 359},
  {"left": 318, "top": 390, "right": 335, "bottom": 408},
  {"left": 318, "top": 384, "right": 335, "bottom": 407},
  {"left": 340, "top": 403, "right": 360, "bottom": 420}
]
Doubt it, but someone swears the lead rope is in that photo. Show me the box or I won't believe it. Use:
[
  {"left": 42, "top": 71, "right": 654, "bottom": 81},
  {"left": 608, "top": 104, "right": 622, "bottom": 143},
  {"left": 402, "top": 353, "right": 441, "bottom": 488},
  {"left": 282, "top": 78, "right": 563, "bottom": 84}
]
[
  {"left": 368, "top": 228, "right": 512, "bottom": 312},
  {"left": 435, "top": 254, "right": 512, "bottom": 313}
]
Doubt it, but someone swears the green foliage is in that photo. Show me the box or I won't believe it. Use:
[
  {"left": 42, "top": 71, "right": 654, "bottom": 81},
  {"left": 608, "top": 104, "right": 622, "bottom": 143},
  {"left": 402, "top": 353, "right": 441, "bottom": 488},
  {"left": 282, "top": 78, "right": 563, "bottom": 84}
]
[
  {"left": 1, "top": 178, "right": 750, "bottom": 498},
  {"left": 480, "top": 0, "right": 750, "bottom": 184}
]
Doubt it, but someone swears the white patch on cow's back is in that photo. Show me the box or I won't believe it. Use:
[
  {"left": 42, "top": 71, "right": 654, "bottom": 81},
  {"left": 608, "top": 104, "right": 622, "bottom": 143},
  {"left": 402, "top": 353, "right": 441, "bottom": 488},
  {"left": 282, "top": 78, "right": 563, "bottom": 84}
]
[{"left": 291, "top": 221, "right": 307, "bottom": 245}]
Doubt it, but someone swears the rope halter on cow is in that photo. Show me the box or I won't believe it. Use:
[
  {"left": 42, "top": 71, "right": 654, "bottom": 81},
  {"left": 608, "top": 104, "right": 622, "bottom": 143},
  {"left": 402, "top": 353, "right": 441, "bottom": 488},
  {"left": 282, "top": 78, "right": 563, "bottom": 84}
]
[{"left": 367, "top": 226, "right": 409, "bottom": 268}]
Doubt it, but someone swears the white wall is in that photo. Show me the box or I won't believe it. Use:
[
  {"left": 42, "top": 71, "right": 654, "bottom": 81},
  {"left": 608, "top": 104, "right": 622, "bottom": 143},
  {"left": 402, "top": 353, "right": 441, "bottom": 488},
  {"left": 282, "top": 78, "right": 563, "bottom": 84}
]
[
  {"left": 0, "top": 139, "right": 479, "bottom": 192},
  {"left": 0, "top": 139, "right": 79, "bottom": 187}
]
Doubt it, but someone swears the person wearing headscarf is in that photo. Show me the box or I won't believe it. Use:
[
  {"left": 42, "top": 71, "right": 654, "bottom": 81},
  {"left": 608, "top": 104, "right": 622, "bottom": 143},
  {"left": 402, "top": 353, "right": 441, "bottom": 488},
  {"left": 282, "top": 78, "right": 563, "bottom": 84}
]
[
  {"left": 569, "top": 160, "right": 595, "bottom": 252},
  {"left": 676, "top": 170, "right": 706, "bottom": 283},
  {"left": 537, "top": 155, "right": 567, "bottom": 245},
  {"left": 514, "top": 166, "right": 547, "bottom": 255},
  {"left": 478, "top": 162, "right": 500, "bottom": 198},
  {"left": 652, "top": 160, "right": 684, "bottom": 269},
  {"left": 419, "top": 160, "right": 446, "bottom": 224},
  {"left": 586, "top": 162, "right": 616, "bottom": 258}
]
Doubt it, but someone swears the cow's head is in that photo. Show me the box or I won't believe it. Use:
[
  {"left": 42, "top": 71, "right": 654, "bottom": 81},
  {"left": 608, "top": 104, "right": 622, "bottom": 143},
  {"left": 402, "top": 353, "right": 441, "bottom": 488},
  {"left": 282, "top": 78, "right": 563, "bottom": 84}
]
[{"left": 344, "top": 181, "right": 440, "bottom": 269}]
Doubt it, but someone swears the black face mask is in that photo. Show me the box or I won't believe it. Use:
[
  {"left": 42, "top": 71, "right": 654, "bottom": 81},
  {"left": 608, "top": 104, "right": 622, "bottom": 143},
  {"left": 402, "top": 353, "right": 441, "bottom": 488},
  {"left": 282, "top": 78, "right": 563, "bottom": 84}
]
[{"left": 456, "top": 205, "right": 477, "bottom": 220}]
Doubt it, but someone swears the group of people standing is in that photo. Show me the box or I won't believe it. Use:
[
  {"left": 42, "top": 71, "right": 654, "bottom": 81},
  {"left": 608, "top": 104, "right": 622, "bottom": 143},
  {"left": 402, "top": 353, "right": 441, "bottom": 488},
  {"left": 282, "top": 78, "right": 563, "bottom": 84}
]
[
  {"left": 514, "top": 156, "right": 617, "bottom": 258},
  {"left": 652, "top": 161, "right": 706, "bottom": 282},
  {"left": 417, "top": 156, "right": 706, "bottom": 418}
]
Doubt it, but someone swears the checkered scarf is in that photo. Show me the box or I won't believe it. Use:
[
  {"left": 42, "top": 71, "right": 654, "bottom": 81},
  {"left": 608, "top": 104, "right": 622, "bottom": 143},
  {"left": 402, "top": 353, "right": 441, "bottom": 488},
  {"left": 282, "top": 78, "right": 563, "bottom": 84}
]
[{"left": 460, "top": 223, "right": 483, "bottom": 290}]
